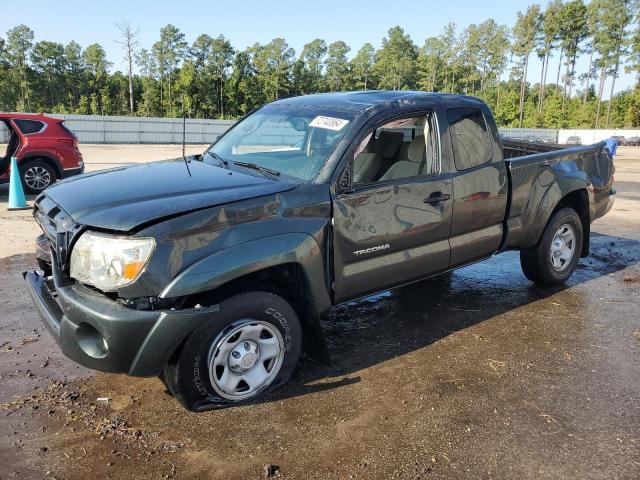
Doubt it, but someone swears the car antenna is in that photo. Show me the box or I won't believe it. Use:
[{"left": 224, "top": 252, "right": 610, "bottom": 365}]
[{"left": 181, "top": 95, "right": 192, "bottom": 177}]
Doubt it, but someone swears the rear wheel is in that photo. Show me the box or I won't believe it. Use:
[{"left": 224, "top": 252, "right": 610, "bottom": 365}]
[
  {"left": 21, "top": 160, "right": 57, "bottom": 194},
  {"left": 163, "top": 291, "right": 302, "bottom": 411},
  {"left": 520, "top": 207, "right": 583, "bottom": 286}
]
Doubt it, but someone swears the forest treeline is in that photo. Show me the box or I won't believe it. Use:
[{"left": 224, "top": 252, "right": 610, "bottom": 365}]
[{"left": 1, "top": 0, "right": 639, "bottom": 128}]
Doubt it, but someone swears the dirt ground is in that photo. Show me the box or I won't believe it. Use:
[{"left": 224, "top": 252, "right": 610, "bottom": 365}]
[{"left": 0, "top": 145, "right": 638, "bottom": 480}]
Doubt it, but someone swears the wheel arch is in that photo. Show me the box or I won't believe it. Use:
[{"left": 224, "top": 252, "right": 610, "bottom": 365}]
[
  {"left": 132, "top": 233, "right": 332, "bottom": 374},
  {"left": 533, "top": 181, "right": 591, "bottom": 257},
  {"left": 180, "top": 261, "right": 331, "bottom": 364},
  {"left": 21, "top": 154, "right": 62, "bottom": 178}
]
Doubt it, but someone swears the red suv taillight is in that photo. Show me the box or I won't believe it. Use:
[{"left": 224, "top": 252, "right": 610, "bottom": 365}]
[{"left": 58, "top": 139, "right": 74, "bottom": 147}]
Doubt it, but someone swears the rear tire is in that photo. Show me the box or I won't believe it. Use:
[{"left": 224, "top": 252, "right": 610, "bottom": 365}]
[
  {"left": 21, "top": 160, "right": 57, "bottom": 194},
  {"left": 163, "top": 291, "right": 302, "bottom": 411},
  {"left": 520, "top": 207, "right": 583, "bottom": 286}
]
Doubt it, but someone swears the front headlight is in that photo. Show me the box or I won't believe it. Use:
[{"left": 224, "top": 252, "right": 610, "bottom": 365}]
[{"left": 70, "top": 232, "right": 155, "bottom": 291}]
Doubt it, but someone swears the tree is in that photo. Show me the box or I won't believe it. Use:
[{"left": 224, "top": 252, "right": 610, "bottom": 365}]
[
  {"left": 581, "top": 7, "right": 599, "bottom": 104},
  {"left": 472, "top": 20, "right": 510, "bottom": 95},
  {"left": 83, "top": 43, "right": 111, "bottom": 114},
  {"left": 30, "top": 41, "right": 65, "bottom": 110},
  {"left": 252, "top": 38, "right": 294, "bottom": 101},
  {"left": 0, "top": 37, "right": 11, "bottom": 109},
  {"left": 557, "top": 0, "right": 589, "bottom": 105},
  {"left": 590, "top": 0, "right": 633, "bottom": 127},
  {"left": 418, "top": 37, "right": 447, "bottom": 92},
  {"left": 538, "top": 0, "right": 563, "bottom": 111},
  {"left": 154, "top": 24, "right": 187, "bottom": 116},
  {"left": 373, "top": 26, "right": 418, "bottom": 90},
  {"left": 135, "top": 48, "right": 157, "bottom": 116},
  {"left": 5, "top": 25, "right": 34, "bottom": 110},
  {"left": 351, "top": 43, "right": 376, "bottom": 90},
  {"left": 210, "top": 35, "right": 234, "bottom": 116},
  {"left": 438, "top": 23, "right": 462, "bottom": 93},
  {"left": 512, "top": 4, "right": 542, "bottom": 127},
  {"left": 190, "top": 34, "right": 213, "bottom": 116},
  {"left": 83, "top": 43, "right": 110, "bottom": 86},
  {"left": 603, "top": 0, "right": 633, "bottom": 126},
  {"left": 63, "top": 41, "right": 85, "bottom": 111},
  {"left": 460, "top": 24, "right": 483, "bottom": 93},
  {"left": 228, "top": 49, "right": 261, "bottom": 115},
  {"left": 300, "top": 38, "right": 327, "bottom": 92},
  {"left": 485, "top": 23, "right": 511, "bottom": 106},
  {"left": 624, "top": 3, "right": 640, "bottom": 87},
  {"left": 325, "top": 41, "right": 351, "bottom": 91},
  {"left": 115, "top": 21, "right": 139, "bottom": 114}
]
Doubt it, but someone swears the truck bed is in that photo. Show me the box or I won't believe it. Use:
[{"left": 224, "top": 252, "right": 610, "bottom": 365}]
[
  {"left": 502, "top": 138, "right": 569, "bottom": 159},
  {"left": 500, "top": 139, "right": 615, "bottom": 251}
]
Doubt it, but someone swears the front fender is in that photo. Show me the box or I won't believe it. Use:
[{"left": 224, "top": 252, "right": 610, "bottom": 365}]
[{"left": 159, "top": 232, "right": 331, "bottom": 313}]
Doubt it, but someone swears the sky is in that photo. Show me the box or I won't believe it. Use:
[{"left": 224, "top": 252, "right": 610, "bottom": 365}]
[{"left": 1, "top": 0, "right": 637, "bottom": 98}]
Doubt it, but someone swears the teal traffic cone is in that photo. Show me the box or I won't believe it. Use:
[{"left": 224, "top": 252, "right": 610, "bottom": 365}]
[{"left": 7, "top": 156, "right": 31, "bottom": 211}]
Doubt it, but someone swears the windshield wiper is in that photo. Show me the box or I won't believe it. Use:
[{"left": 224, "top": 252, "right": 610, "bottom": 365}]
[
  {"left": 232, "top": 161, "right": 281, "bottom": 178},
  {"left": 204, "top": 150, "right": 229, "bottom": 168}
]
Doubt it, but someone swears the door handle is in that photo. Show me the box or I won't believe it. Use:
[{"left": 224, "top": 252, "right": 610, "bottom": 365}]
[{"left": 424, "top": 193, "right": 451, "bottom": 204}]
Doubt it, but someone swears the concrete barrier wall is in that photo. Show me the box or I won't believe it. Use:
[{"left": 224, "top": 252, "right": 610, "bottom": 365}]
[
  {"left": 557, "top": 129, "right": 640, "bottom": 145},
  {"left": 498, "top": 128, "right": 558, "bottom": 143},
  {"left": 52, "top": 117, "right": 559, "bottom": 146},
  {"left": 50, "top": 114, "right": 235, "bottom": 144}
]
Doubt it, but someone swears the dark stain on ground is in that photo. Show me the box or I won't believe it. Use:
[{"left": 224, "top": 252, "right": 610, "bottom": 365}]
[
  {"left": 277, "top": 233, "right": 640, "bottom": 398},
  {"left": 1, "top": 234, "right": 639, "bottom": 479}
]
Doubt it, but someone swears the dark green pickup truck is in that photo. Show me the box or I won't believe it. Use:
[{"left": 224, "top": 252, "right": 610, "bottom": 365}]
[{"left": 25, "top": 91, "right": 615, "bottom": 411}]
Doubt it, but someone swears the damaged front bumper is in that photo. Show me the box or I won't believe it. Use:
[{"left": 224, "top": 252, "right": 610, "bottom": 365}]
[{"left": 24, "top": 267, "right": 219, "bottom": 377}]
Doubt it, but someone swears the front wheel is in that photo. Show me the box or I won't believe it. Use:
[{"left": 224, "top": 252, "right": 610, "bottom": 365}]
[
  {"left": 163, "top": 291, "right": 302, "bottom": 411},
  {"left": 520, "top": 207, "right": 583, "bottom": 286}
]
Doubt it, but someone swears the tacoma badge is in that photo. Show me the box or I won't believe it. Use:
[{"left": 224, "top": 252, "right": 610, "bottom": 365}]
[{"left": 353, "top": 244, "right": 390, "bottom": 256}]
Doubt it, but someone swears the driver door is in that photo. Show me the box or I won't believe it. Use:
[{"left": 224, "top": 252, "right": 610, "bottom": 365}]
[{"left": 331, "top": 111, "right": 453, "bottom": 303}]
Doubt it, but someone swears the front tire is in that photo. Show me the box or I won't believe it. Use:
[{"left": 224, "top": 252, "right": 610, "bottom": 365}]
[
  {"left": 520, "top": 207, "right": 583, "bottom": 286},
  {"left": 163, "top": 291, "right": 302, "bottom": 411},
  {"left": 21, "top": 160, "right": 57, "bottom": 194}
]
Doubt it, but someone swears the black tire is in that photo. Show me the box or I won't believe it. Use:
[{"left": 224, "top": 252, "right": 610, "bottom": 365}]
[
  {"left": 21, "top": 160, "right": 57, "bottom": 194},
  {"left": 520, "top": 207, "right": 583, "bottom": 286},
  {"left": 163, "top": 291, "right": 302, "bottom": 411}
]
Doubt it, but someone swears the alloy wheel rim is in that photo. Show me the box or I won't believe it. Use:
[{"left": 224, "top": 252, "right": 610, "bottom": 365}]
[
  {"left": 550, "top": 223, "right": 576, "bottom": 272},
  {"left": 24, "top": 166, "right": 51, "bottom": 190},
  {"left": 207, "top": 320, "right": 284, "bottom": 401}
]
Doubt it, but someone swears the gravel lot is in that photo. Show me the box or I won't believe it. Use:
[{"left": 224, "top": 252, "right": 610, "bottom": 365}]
[{"left": 0, "top": 145, "right": 639, "bottom": 479}]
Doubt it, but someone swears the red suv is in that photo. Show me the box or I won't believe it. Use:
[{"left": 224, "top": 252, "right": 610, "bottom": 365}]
[{"left": 1, "top": 113, "right": 84, "bottom": 194}]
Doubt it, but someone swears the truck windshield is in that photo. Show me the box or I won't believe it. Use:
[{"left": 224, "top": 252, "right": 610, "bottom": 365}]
[{"left": 207, "top": 105, "right": 355, "bottom": 181}]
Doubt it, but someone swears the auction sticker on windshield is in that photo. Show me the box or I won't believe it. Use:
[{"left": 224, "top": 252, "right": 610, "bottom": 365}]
[{"left": 309, "top": 116, "right": 350, "bottom": 131}]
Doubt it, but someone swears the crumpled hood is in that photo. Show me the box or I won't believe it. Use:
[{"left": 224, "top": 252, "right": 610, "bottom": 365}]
[{"left": 42, "top": 158, "right": 296, "bottom": 231}]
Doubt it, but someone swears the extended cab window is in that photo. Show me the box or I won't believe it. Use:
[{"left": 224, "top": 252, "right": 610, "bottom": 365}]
[
  {"left": 354, "top": 113, "right": 439, "bottom": 184},
  {"left": 446, "top": 107, "right": 491, "bottom": 170},
  {"left": 14, "top": 119, "right": 45, "bottom": 135}
]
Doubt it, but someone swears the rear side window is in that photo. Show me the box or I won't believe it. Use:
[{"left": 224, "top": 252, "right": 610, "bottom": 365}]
[
  {"left": 59, "top": 122, "right": 77, "bottom": 138},
  {"left": 14, "top": 119, "right": 45, "bottom": 135},
  {"left": 446, "top": 107, "right": 491, "bottom": 170}
]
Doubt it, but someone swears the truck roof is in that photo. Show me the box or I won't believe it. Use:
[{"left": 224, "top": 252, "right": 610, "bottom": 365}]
[{"left": 272, "top": 90, "right": 486, "bottom": 113}]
